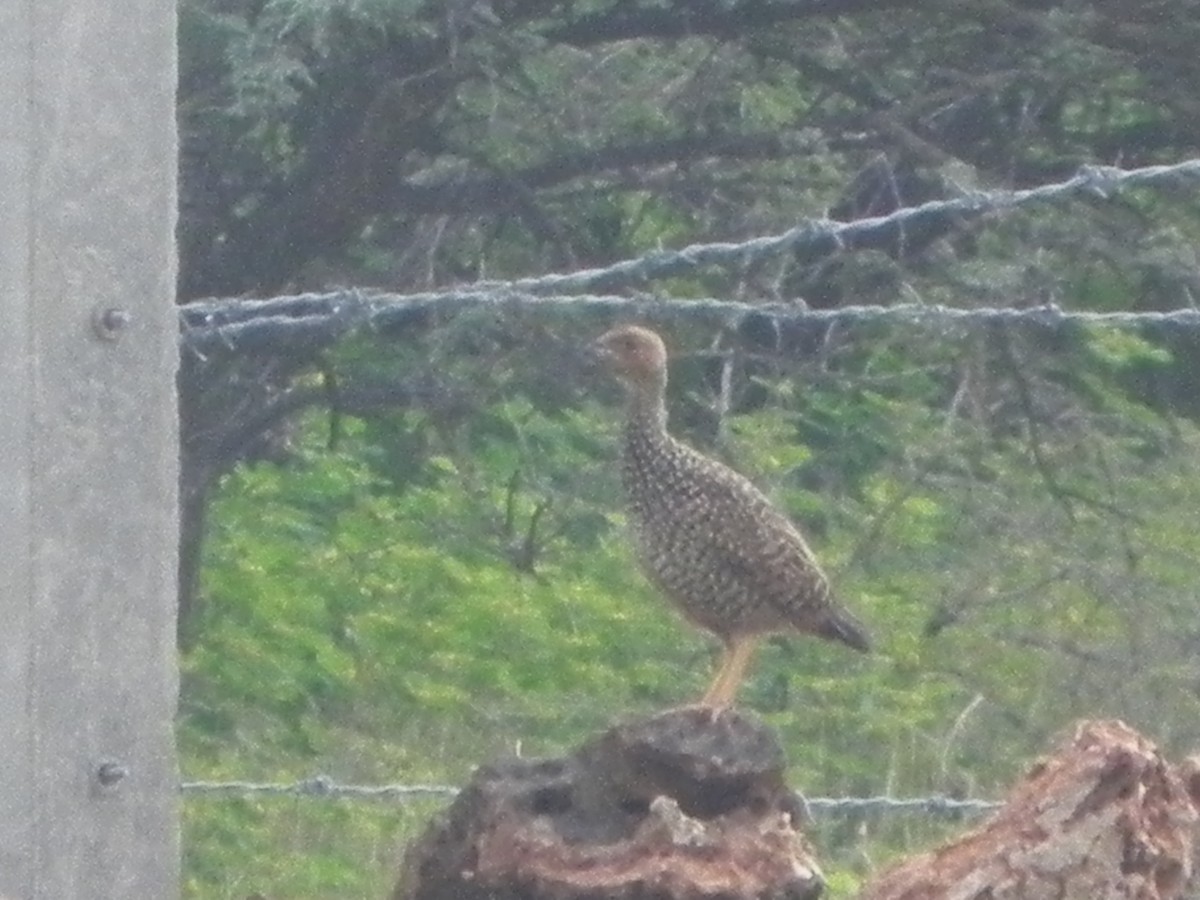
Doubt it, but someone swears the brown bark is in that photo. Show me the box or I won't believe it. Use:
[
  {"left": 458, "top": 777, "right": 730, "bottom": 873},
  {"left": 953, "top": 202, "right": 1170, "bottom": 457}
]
[
  {"left": 860, "top": 719, "right": 1196, "bottom": 900},
  {"left": 394, "top": 707, "right": 822, "bottom": 900}
]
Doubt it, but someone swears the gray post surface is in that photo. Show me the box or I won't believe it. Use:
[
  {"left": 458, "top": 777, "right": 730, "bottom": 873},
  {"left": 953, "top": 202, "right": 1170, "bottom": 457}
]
[{"left": 0, "top": 3, "right": 180, "bottom": 898}]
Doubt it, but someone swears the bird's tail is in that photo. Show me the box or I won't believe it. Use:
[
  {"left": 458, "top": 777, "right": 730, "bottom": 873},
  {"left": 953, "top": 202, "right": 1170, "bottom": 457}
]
[{"left": 816, "top": 607, "right": 871, "bottom": 653}]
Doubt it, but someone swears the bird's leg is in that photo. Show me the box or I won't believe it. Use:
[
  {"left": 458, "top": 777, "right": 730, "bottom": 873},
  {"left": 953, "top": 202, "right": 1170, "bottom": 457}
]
[
  {"left": 699, "top": 642, "right": 733, "bottom": 708},
  {"left": 699, "top": 635, "right": 759, "bottom": 710}
]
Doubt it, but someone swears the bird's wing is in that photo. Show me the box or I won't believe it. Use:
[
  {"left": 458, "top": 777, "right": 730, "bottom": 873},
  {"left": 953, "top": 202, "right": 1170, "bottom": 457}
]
[{"left": 687, "top": 455, "right": 833, "bottom": 617}]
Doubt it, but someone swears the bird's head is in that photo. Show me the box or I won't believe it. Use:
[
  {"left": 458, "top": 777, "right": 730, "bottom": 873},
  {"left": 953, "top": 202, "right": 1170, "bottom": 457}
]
[{"left": 593, "top": 325, "right": 668, "bottom": 389}]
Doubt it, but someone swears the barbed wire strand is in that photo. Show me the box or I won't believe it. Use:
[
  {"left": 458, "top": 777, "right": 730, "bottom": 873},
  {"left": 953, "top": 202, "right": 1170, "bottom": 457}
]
[
  {"left": 179, "top": 159, "right": 1200, "bottom": 355},
  {"left": 181, "top": 293, "right": 1200, "bottom": 357},
  {"left": 465, "top": 160, "right": 1200, "bottom": 296},
  {"left": 804, "top": 795, "right": 1000, "bottom": 816},
  {"left": 181, "top": 777, "right": 458, "bottom": 801},
  {"left": 180, "top": 777, "right": 1001, "bottom": 817}
]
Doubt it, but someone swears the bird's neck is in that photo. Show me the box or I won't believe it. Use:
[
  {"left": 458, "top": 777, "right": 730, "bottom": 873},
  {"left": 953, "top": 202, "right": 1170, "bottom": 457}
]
[{"left": 623, "top": 379, "right": 669, "bottom": 440}]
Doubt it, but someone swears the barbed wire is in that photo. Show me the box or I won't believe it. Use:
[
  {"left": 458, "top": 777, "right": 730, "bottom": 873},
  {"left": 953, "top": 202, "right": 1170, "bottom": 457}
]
[
  {"left": 180, "top": 291, "right": 1200, "bottom": 357},
  {"left": 463, "top": 160, "right": 1200, "bottom": 296},
  {"left": 181, "top": 777, "right": 457, "bottom": 801},
  {"left": 804, "top": 795, "right": 1000, "bottom": 816},
  {"left": 180, "top": 776, "right": 1001, "bottom": 817},
  {"left": 179, "top": 158, "right": 1200, "bottom": 355}
]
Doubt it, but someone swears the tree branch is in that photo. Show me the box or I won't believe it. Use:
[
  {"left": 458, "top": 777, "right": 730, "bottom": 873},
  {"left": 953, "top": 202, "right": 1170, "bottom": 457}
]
[{"left": 543, "top": 0, "right": 926, "bottom": 47}]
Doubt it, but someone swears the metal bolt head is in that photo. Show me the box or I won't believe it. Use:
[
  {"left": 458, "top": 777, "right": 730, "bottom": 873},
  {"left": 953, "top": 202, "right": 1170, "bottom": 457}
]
[
  {"left": 96, "top": 761, "right": 128, "bottom": 787},
  {"left": 92, "top": 306, "right": 132, "bottom": 341}
]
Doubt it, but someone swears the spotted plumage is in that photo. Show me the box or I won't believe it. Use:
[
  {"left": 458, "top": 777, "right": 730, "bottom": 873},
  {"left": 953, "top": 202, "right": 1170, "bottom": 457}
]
[{"left": 594, "top": 324, "right": 870, "bottom": 708}]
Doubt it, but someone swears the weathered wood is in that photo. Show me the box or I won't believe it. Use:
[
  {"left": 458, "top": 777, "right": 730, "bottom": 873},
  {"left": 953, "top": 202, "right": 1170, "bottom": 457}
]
[
  {"left": 396, "top": 707, "right": 822, "bottom": 900},
  {"left": 1173, "top": 753, "right": 1200, "bottom": 896},
  {"left": 0, "top": 1, "right": 180, "bottom": 897},
  {"left": 861, "top": 720, "right": 1196, "bottom": 900}
]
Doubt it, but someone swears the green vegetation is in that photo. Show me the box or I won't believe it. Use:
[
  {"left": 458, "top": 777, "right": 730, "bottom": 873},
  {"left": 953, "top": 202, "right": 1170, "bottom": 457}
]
[{"left": 176, "top": 1, "right": 1200, "bottom": 896}]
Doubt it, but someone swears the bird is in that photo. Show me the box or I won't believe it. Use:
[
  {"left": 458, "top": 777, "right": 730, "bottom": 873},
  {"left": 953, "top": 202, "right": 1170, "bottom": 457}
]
[{"left": 592, "top": 324, "right": 870, "bottom": 709}]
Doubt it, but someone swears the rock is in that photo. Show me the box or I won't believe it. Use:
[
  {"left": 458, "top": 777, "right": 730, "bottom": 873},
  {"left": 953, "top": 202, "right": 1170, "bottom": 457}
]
[{"left": 393, "top": 707, "right": 822, "bottom": 900}]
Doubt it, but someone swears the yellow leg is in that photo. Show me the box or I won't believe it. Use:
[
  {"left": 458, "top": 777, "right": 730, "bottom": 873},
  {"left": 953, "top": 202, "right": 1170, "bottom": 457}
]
[
  {"left": 699, "top": 635, "right": 759, "bottom": 709},
  {"left": 700, "top": 644, "right": 732, "bottom": 707}
]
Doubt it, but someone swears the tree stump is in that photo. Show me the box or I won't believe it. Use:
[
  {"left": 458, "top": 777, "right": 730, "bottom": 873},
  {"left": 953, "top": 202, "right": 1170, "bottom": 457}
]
[
  {"left": 393, "top": 707, "right": 822, "bottom": 900},
  {"left": 1173, "top": 753, "right": 1200, "bottom": 895},
  {"left": 860, "top": 719, "right": 1197, "bottom": 900}
]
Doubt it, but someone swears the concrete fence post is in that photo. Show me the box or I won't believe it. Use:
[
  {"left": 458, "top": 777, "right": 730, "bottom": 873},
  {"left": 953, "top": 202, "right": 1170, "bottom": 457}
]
[{"left": 0, "top": 3, "right": 180, "bottom": 897}]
